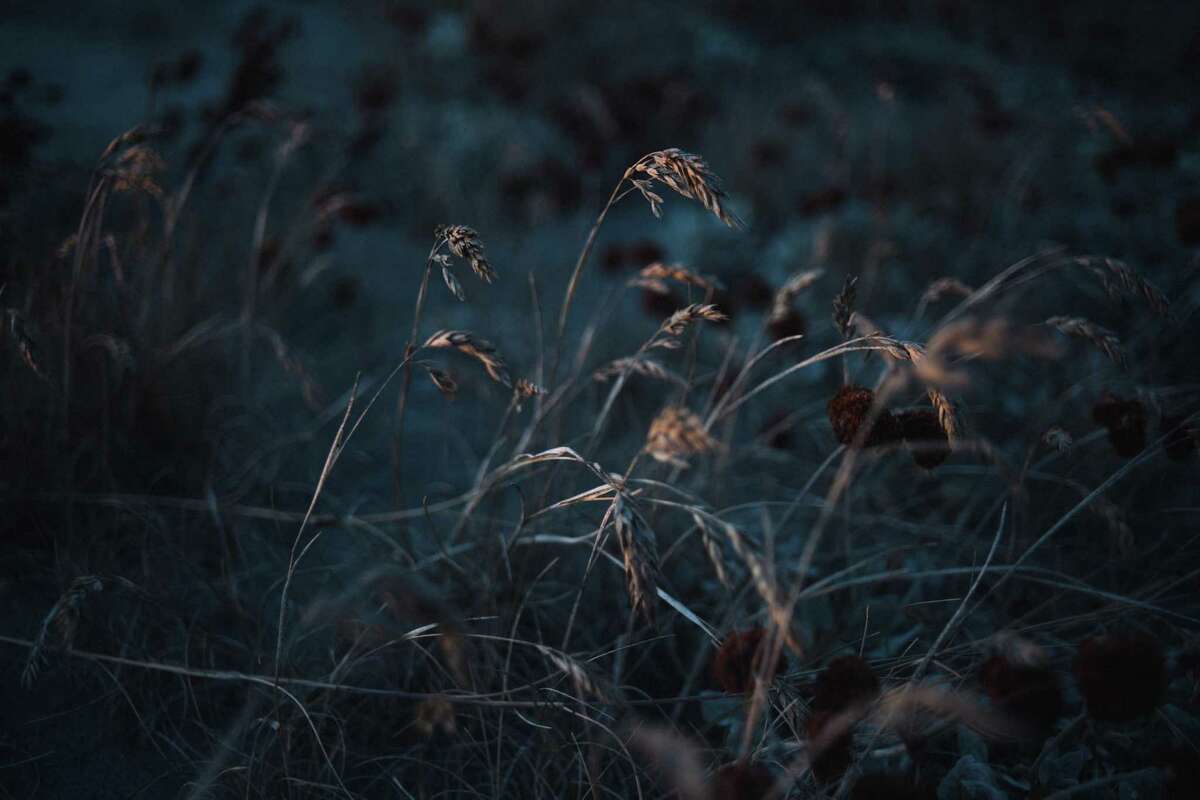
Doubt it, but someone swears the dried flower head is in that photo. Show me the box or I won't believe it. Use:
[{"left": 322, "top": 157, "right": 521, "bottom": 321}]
[
  {"left": 1073, "top": 634, "right": 1167, "bottom": 722},
  {"left": 812, "top": 655, "right": 880, "bottom": 713},
  {"left": 513, "top": 378, "right": 544, "bottom": 411},
  {"left": 712, "top": 761, "right": 775, "bottom": 799},
  {"left": 827, "top": 386, "right": 901, "bottom": 448},
  {"left": 645, "top": 405, "right": 718, "bottom": 467},
  {"left": 436, "top": 224, "right": 497, "bottom": 283},
  {"left": 896, "top": 409, "right": 951, "bottom": 469},
  {"left": 423, "top": 330, "right": 511, "bottom": 387},
  {"left": 978, "top": 654, "right": 1064, "bottom": 736},
  {"left": 627, "top": 148, "right": 742, "bottom": 228},
  {"left": 1092, "top": 393, "right": 1147, "bottom": 458},
  {"left": 712, "top": 628, "right": 786, "bottom": 694}
]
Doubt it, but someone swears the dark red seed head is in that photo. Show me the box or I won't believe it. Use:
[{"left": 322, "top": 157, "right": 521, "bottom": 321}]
[
  {"left": 897, "top": 409, "right": 950, "bottom": 469},
  {"left": 828, "top": 386, "right": 901, "bottom": 448},
  {"left": 1092, "top": 393, "right": 1147, "bottom": 458},
  {"left": 712, "top": 761, "right": 775, "bottom": 799},
  {"left": 979, "top": 654, "right": 1063, "bottom": 736},
  {"left": 1073, "top": 635, "right": 1167, "bottom": 722},
  {"left": 712, "top": 628, "right": 785, "bottom": 694},
  {"left": 806, "top": 710, "right": 853, "bottom": 784},
  {"left": 812, "top": 655, "right": 880, "bottom": 713}
]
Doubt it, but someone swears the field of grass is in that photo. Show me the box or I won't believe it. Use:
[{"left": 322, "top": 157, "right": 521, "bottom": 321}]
[{"left": 2, "top": 2, "right": 1199, "bottom": 798}]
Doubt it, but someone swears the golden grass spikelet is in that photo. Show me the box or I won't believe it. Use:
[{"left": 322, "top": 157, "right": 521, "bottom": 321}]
[
  {"left": 611, "top": 493, "right": 659, "bottom": 627},
  {"left": 1045, "top": 315, "right": 1126, "bottom": 369},
  {"left": 423, "top": 329, "right": 511, "bottom": 387},
  {"left": 920, "top": 276, "right": 974, "bottom": 306},
  {"left": 436, "top": 224, "right": 497, "bottom": 283},
  {"left": 423, "top": 364, "right": 458, "bottom": 399},
  {"left": 627, "top": 148, "right": 742, "bottom": 228},
  {"left": 660, "top": 303, "right": 728, "bottom": 336},
  {"left": 109, "top": 144, "right": 166, "bottom": 197},
  {"left": 770, "top": 268, "right": 823, "bottom": 322},
  {"left": 645, "top": 405, "right": 718, "bottom": 466},
  {"left": 635, "top": 261, "right": 720, "bottom": 292}
]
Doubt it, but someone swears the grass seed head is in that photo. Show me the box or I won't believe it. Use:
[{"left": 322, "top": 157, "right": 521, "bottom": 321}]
[
  {"left": 827, "top": 385, "right": 901, "bottom": 448},
  {"left": 711, "top": 628, "right": 785, "bottom": 694},
  {"left": 1092, "top": 393, "right": 1147, "bottom": 457},
  {"left": 1074, "top": 634, "right": 1167, "bottom": 722},
  {"left": 436, "top": 224, "right": 497, "bottom": 283},
  {"left": 423, "top": 329, "right": 511, "bottom": 387},
  {"left": 627, "top": 148, "right": 742, "bottom": 228},
  {"left": 645, "top": 405, "right": 717, "bottom": 467},
  {"left": 812, "top": 655, "right": 880, "bottom": 713}
]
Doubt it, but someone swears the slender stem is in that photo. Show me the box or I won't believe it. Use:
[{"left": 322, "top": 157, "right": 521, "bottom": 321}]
[
  {"left": 392, "top": 244, "right": 441, "bottom": 501},
  {"left": 552, "top": 175, "right": 627, "bottom": 387}
]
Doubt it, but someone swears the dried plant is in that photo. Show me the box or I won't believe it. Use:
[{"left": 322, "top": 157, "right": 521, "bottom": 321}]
[
  {"left": 593, "top": 356, "right": 686, "bottom": 386},
  {"left": 435, "top": 224, "right": 497, "bottom": 283},
  {"left": 1076, "top": 256, "right": 1170, "bottom": 317},
  {"left": 627, "top": 148, "right": 743, "bottom": 229},
  {"left": 422, "top": 363, "right": 458, "bottom": 399},
  {"left": 1043, "top": 426, "right": 1074, "bottom": 455},
  {"left": 660, "top": 303, "right": 728, "bottom": 336},
  {"left": 632, "top": 261, "right": 720, "bottom": 293},
  {"left": 535, "top": 644, "right": 611, "bottom": 701},
  {"left": 611, "top": 492, "right": 659, "bottom": 627},
  {"left": 769, "top": 267, "right": 823, "bottom": 322},
  {"left": 645, "top": 405, "right": 718, "bottom": 467},
  {"left": 1045, "top": 315, "right": 1126, "bottom": 369},
  {"left": 423, "top": 330, "right": 512, "bottom": 387},
  {"left": 827, "top": 386, "right": 901, "bottom": 448},
  {"left": 832, "top": 275, "right": 859, "bottom": 339}
]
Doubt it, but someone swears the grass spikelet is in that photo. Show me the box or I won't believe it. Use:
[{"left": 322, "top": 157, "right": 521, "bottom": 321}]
[
  {"left": 832, "top": 275, "right": 859, "bottom": 339},
  {"left": 1076, "top": 256, "right": 1170, "bottom": 317},
  {"left": 611, "top": 492, "right": 659, "bottom": 627},
  {"left": 435, "top": 224, "right": 497, "bottom": 283},
  {"left": 422, "top": 363, "right": 458, "bottom": 398},
  {"left": 634, "top": 261, "right": 720, "bottom": 292},
  {"left": 645, "top": 405, "right": 718, "bottom": 466},
  {"left": 1043, "top": 426, "right": 1074, "bottom": 455},
  {"left": 535, "top": 644, "right": 610, "bottom": 701},
  {"left": 593, "top": 356, "right": 685, "bottom": 386},
  {"left": 1045, "top": 315, "right": 1126, "bottom": 369},
  {"left": 711, "top": 628, "right": 785, "bottom": 694},
  {"left": 423, "top": 329, "right": 512, "bottom": 387},
  {"left": 660, "top": 303, "right": 728, "bottom": 336},
  {"left": 627, "top": 148, "right": 742, "bottom": 228}
]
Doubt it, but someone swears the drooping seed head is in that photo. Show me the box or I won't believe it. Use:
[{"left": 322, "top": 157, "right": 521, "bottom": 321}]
[
  {"left": 627, "top": 148, "right": 743, "bottom": 229},
  {"left": 436, "top": 224, "right": 497, "bottom": 283},
  {"left": 645, "top": 405, "right": 717, "bottom": 467}
]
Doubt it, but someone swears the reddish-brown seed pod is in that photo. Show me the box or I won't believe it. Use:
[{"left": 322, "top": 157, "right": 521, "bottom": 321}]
[
  {"left": 979, "top": 655, "right": 1063, "bottom": 735},
  {"left": 812, "top": 655, "right": 880, "bottom": 713},
  {"left": 712, "top": 628, "right": 786, "bottom": 694},
  {"left": 712, "top": 761, "right": 775, "bottom": 799},
  {"left": 806, "top": 710, "right": 853, "bottom": 784},
  {"left": 897, "top": 409, "right": 951, "bottom": 469},
  {"left": 827, "top": 386, "right": 901, "bottom": 448},
  {"left": 1073, "top": 635, "right": 1167, "bottom": 722},
  {"left": 1092, "top": 393, "right": 1147, "bottom": 458}
]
